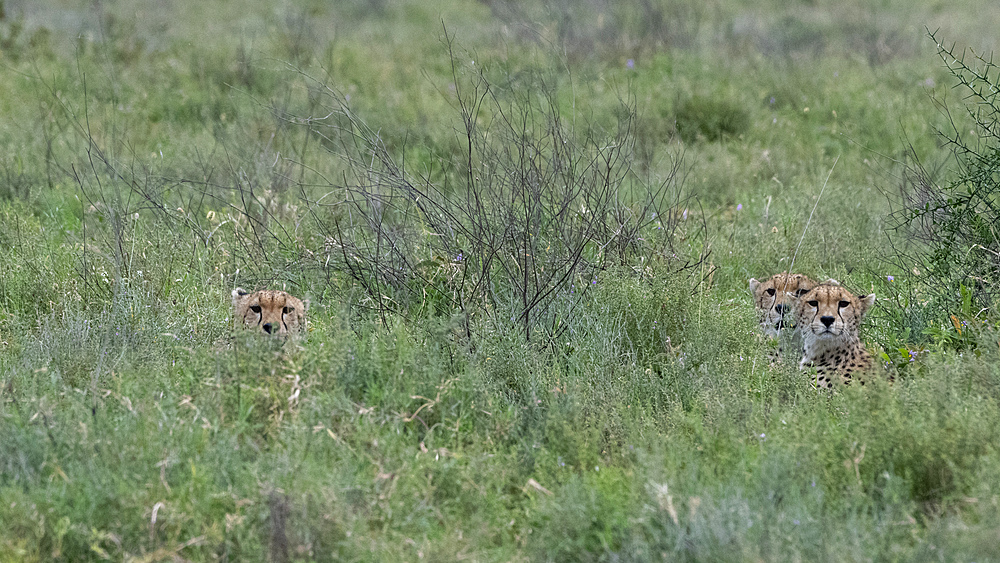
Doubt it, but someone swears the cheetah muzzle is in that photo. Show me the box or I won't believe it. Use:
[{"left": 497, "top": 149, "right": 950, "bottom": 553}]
[{"left": 232, "top": 288, "right": 308, "bottom": 336}]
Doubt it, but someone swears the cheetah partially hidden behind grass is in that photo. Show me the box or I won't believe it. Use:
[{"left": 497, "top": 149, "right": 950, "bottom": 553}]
[
  {"left": 749, "top": 272, "right": 818, "bottom": 363},
  {"left": 749, "top": 272, "right": 818, "bottom": 340},
  {"left": 232, "top": 288, "right": 307, "bottom": 336},
  {"left": 794, "top": 282, "right": 877, "bottom": 388}
]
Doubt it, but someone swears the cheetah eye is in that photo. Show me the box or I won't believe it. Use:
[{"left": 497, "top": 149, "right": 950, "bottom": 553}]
[
  {"left": 807, "top": 300, "right": 818, "bottom": 307},
  {"left": 838, "top": 300, "right": 850, "bottom": 308},
  {"left": 765, "top": 288, "right": 776, "bottom": 296},
  {"left": 283, "top": 306, "right": 295, "bottom": 314},
  {"left": 795, "top": 289, "right": 810, "bottom": 296},
  {"left": 250, "top": 305, "right": 262, "bottom": 314}
]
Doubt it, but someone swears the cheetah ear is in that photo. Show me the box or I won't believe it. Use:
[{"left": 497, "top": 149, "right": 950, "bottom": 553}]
[
  {"left": 749, "top": 278, "right": 760, "bottom": 293},
  {"left": 232, "top": 288, "right": 249, "bottom": 305},
  {"left": 822, "top": 278, "right": 840, "bottom": 286},
  {"left": 858, "top": 293, "right": 875, "bottom": 317}
]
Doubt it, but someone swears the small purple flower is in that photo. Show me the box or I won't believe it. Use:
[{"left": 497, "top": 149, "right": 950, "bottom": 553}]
[
  {"left": 736, "top": 204, "right": 743, "bottom": 211},
  {"left": 626, "top": 59, "right": 635, "bottom": 69},
  {"left": 886, "top": 275, "right": 894, "bottom": 282},
  {"left": 769, "top": 96, "right": 776, "bottom": 105}
]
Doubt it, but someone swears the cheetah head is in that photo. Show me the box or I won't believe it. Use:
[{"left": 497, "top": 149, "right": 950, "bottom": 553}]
[
  {"left": 749, "top": 272, "right": 817, "bottom": 338},
  {"left": 795, "top": 284, "right": 874, "bottom": 343},
  {"left": 232, "top": 288, "right": 308, "bottom": 335}
]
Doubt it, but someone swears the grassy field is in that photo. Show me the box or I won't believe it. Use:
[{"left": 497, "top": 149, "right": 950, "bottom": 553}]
[{"left": 3, "top": 0, "right": 1000, "bottom": 560}]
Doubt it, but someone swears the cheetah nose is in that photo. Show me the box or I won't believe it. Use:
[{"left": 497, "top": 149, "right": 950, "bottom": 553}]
[
  {"left": 774, "top": 304, "right": 787, "bottom": 315},
  {"left": 820, "top": 316, "right": 835, "bottom": 328},
  {"left": 262, "top": 323, "right": 274, "bottom": 334}
]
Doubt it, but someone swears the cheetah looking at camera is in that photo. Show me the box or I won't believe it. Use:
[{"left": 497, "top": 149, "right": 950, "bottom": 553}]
[
  {"left": 749, "top": 272, "right": 818, "bottom": 340},
  {"left": 232, "top": 288, "right": 307, "bottom": 335},
  {"left": 795, "top": 283, "right": 876, "bottom": 388}
]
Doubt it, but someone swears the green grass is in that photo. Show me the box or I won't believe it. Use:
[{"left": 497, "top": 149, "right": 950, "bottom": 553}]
[{"left": 2, "top": 0, "right": 1000, "bottom": 560}]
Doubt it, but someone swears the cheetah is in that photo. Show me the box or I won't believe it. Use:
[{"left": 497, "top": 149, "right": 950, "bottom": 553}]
[
  {"left": 232, "top": 288, "right": 308, "bottom": 336},
  {"left": 749, "top": 272, "right": 818, "bottom": 340},
  {"left": 795, "top": 283, "right": 876, "bottom": 388}
]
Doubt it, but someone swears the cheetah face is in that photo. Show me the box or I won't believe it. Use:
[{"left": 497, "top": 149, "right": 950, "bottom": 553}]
[
  {"left": 232, "top": 288, "right": 308, "bottom": 335},
  {"left": 749, "top": 272, "right": 817, "bottom": 338},
  {"left": 795, "top": 284, "right": 874, "bottom": 341}
]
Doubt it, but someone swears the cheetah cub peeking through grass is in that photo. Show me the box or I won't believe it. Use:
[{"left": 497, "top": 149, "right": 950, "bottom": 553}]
[
  {"left": 749, "top": 272, "right": 819, "bottom": 363},
  {"left": 795, "top": 283, "right": 876, "bottom": 388},
  {"left": 749, "top": 272, "right": 818, "bottom": 340},
  {"left": 232, "top": 288, "right": 307, "bottom": 336}
]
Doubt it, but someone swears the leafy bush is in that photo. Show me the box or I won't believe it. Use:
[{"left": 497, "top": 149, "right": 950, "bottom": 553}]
[{"left": 888, "top": 32, "right": 1000, "bottom": 328}]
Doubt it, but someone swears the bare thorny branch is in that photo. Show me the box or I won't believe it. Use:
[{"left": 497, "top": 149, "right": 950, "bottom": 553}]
[
  {"left": 882, "top": 31, "right": 1000, "bottom": 321},
  {"left": 295, "top": 27, "right": 702, "bottom": 343}
]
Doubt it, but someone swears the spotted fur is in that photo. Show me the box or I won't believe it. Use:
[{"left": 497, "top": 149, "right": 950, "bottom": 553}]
[
  {"left": 749, "top": 272, "right": 818, "bottom": 341},
  {"left": 795, "top": 283, "right": 875, "bottom": 388},
  {"left": 232, "top": 288, "right": 307, "bottom": 336}
]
